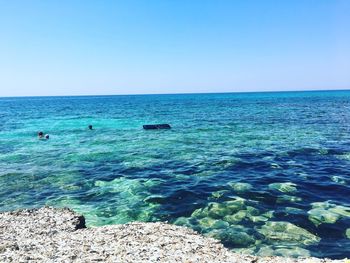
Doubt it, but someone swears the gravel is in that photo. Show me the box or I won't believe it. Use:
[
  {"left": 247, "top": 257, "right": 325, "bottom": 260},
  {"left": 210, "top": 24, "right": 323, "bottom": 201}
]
[{"left": 0, "top": 207, "right": 347, "bottom": 262}]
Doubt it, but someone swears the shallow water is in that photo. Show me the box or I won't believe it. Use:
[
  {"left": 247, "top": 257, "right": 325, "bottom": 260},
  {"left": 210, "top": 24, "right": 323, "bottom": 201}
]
[{"left": 0, "top": 91, "right": 350, "bottom": 258}]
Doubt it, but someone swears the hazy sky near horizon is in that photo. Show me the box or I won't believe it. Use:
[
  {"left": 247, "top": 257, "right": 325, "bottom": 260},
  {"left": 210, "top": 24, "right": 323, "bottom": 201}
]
[{"left": 0, "top": 0, "right": 349, "bottom": 97}]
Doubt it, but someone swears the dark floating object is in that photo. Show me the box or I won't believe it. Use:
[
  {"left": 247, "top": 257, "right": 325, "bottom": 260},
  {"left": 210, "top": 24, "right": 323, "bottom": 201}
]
[{"left": 143, "top": 124, "right": 171, "bottom": 130}]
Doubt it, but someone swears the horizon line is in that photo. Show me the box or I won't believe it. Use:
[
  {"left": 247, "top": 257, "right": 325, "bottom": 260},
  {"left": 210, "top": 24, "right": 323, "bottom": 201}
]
[{"left": 0, "top": 88, "right": 349, "bottom": 99}]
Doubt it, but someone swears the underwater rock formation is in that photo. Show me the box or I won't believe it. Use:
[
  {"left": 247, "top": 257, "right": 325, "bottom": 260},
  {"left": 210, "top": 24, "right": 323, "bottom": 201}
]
[
  {"left": 268, "top": 182, "right": 297, "bottom": 193},
  {"left": 257, "top": 221, "right": 320, "bottom": 246},
  {"left": 308, "top": 201, "right": 350, "bottom": 226}
]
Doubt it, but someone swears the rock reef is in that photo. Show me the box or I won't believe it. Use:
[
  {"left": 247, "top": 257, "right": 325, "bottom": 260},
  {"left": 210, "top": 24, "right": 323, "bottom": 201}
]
[{"left": 0, "top": 207, "right": 346, "bottom": 262}]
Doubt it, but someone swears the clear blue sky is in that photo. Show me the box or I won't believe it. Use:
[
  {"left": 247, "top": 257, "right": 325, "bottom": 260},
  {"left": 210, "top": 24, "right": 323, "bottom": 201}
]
[{"left": 0, "top": 0, "right": 349, "bottom": 96}]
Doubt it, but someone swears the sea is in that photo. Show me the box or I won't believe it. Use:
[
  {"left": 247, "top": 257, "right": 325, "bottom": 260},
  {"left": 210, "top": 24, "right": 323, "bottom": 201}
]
[{"left": 0, "top": 90, "right": 349, "bottom": 259}]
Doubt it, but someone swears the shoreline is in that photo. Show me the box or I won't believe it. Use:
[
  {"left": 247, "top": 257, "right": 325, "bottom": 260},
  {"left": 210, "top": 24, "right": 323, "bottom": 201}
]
[{"left": 0, "top": 207, "right": 347, "bottom": 263}]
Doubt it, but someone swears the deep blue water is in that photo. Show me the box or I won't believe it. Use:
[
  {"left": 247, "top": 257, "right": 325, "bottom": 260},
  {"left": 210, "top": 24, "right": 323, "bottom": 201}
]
[{"left": 0, "top": 90, "right": 350, "bottom": 258}]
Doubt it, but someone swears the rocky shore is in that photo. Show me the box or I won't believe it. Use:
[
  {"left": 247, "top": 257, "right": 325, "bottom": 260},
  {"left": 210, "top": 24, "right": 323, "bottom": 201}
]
[{"left": 0, "top": 207, "right": 347, "bottom": 262}]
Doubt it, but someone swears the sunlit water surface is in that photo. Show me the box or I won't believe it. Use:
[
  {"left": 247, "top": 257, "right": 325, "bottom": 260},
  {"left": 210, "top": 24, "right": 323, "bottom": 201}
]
[{"left": 1, "top": 91, "right": 350, "bottom": 258}]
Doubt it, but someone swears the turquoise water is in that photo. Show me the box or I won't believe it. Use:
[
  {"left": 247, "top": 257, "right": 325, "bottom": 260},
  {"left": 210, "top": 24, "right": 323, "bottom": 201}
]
[{"left": 1, "top": 91, "right": 350, "bottom": 258}]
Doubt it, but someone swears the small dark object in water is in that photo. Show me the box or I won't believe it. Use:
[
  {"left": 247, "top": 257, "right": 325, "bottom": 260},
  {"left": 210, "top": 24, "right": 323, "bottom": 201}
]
[
  {"left": 45, "top": 134, "right": 50, "bottom": 139},
  {"left": 88, "top": 125, "right": 93, "bottom": 130},
  {"left": 143, "top": 124, "right": 171, "bottom": 130},
  {"left": 38, "top": 131, "right": 44, "bottom": 138}
]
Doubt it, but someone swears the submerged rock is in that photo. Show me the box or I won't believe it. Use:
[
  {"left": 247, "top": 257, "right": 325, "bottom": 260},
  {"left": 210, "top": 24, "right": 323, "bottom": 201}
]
[
  {"left": 336, "top": 153, "right": 350, "bottom": 161},
  {"left": 257, "top": 221, "right": 320, "bottom": 246},
  {"left": 79, "top": 177, "right": 162, "bottom": 225},
  {"left": 208, "top": 226, "right": 255, "bottom": 246},
  {"left": 256, "top": 245, "right": 310, "bottom": 258},
  {"left": 229, "top": 182, "right": 253, "bottom": 193},
  {"left": 274, "top": 247, "right": 311, "bottom": 258},
  {"left": 261, "top": 211, "right": 274, "bottom": 219},
  {"left": 248, "top": 215, "right": 270, "bottom": 223},
  {"left": 256, "top": 246, "right": 275, "bottom": 257},
  {"left": 328, "top": 205, "right": 350, "bottom": 217},
  {"left": 223, "top": 211, "right": 248, "bottom": 223},
  {"left": 191, "top": 206, "right": 210, "bottom": 219},
  {"left": 284, "top": 207, "right": 304, "bottom": 214},
  {"left": 192, "top": 198, "right": 247, "bottom": 220},
  {"left": 222, "top": 197, "right": 246, "bottom": 212},
  {"left": 308, "top": 208, "right": 340, "bottom": 226},
  {"left": 211, "top": 190, "right": 229, "bottom": 199},
  {"left": 346, "top": 228, "right": 350, "bottom": 239},
  {"left": 276, "top": 195, "right": 302, "bottom": 203},
  {"left": 198, "top": 218, "right": 229, "bottom": 230},
  {"left": 308, "top": 201, "right": 350, "bottom": 226},
  {"left": 207, "top": 202, "right": 230, "bottom": 219},
  {"left": 191, "top": 197, "right": 274, "bottom": 229},
  {"left": 246, "top": 206, "right": 260, "bottom": 216},
  {"left": 173, "top": 217, "right": 193, "bottom": 228},
  {"left": 143, "top": 194, "right": 166, "bottom": 203},
  {"left": 268, "top": 182, "right": 297, "bottom": 193},
  {"left": 331, "top": 176, "right": 347, "bottom": 185},
  {"left": 270, "top": 163, "right": 281, "bottom": 169}
]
